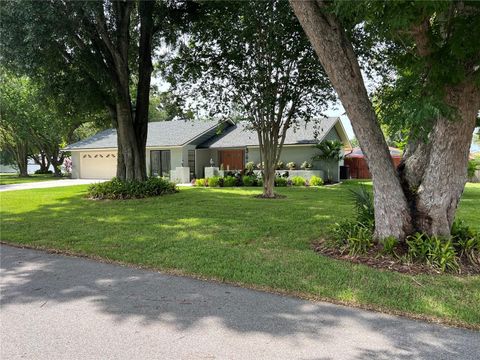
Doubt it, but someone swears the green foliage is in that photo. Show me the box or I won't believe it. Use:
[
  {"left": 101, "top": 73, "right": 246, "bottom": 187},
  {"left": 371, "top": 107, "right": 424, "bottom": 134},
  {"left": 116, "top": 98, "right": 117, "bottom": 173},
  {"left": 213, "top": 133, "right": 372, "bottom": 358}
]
[
  {"left": 406, "top": 233, "right": 459, "bottom": 272},
  {"left": 331, "top": 221, "right": 374, "bottom": 256},
  {"left": 195, "top": 178, "right": 207, "bottom": 187},
  {"left": 87, "top": 177, "right": 177, "bottom": 200},
  {"left": 451, "top": 219, "right": 480, "bottom": 266},
  {"left": 382, "top": 236, "right": 398, "bottom": 256},
  {"left": 291, "top": 176, "right": 306, "bottom": 186},
  {"left": 274, "top": 177, "right": 288, "bottom": 187},
  {"left": 309, "top": 175, "right": 324, "bottom": 186},
  {"left": 223, "top": 176, "right": 237, "bottom": 187},
  {"left": 242, "top": 175, "right": 256, "bottom": 187},
  {"left": 349, "top": 185, "right": 375, "bottom": 224},
  {"left": 34, "top": 169, "right": 53, "bottom": 175},
  {"left": 207, "top": 176, "right": 222, "bottom": 187},
  {"left": 313, "top": 140, "right": 344, "bottom": 162},
  {"left": 467, "top": 159, "right": 479, "bottom": 179}
]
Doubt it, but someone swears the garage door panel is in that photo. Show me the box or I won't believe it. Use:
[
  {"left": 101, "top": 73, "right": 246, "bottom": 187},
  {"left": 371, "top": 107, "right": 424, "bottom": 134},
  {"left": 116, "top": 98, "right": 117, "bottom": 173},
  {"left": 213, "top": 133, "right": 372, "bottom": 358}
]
[{"left": 80, "top": 151, "right": 117, "bottom": 179}]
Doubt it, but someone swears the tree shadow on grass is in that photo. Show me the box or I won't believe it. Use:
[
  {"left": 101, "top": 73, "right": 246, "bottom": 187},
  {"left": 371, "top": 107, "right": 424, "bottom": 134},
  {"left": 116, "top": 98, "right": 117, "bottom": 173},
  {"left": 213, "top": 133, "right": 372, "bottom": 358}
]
[{"left": 1, "top": 245, "right": 479, "bottom": 360}]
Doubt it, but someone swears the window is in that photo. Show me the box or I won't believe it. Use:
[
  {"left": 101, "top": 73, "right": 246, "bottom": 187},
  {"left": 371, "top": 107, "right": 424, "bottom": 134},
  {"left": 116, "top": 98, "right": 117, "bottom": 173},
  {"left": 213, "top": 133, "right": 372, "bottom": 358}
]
[
  {"left": 188, "top": 150, "right": 195, "bottom": 180},
  {"left": 150, "top": 150, "right": 171, "bottom": 177}
]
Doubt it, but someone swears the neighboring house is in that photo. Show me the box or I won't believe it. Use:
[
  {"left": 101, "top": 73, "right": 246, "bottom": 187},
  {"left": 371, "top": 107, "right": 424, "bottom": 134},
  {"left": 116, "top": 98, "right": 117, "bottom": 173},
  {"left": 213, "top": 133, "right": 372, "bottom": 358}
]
[
  {"left": 64, "top": 117, "right": 350, "bottom": 182},
  {"left": 344, "top": 147, "right": 402, "bottom": 179}
]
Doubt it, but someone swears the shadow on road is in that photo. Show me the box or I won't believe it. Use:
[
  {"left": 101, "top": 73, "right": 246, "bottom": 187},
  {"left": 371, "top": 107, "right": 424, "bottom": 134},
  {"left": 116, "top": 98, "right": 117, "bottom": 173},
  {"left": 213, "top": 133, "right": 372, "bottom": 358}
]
[{"left": 1, "top": 245, "right": 478, "bottom": 360}]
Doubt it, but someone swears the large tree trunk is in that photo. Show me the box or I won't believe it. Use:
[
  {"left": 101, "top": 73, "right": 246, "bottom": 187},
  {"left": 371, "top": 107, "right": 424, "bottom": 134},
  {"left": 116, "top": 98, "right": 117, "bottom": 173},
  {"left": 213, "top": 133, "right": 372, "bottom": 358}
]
[
  {"left": 402, "top": 82, "right": 480, "bottom": 236},
  {"left": 134, "top": 0, "right": 155, "bottom": 178},
  {"left": 290, "top": 0, "right": 412, "bottom": 240},
  {"left": 116, "top": 100, "right": 145, "bottom": 181},
  {"left": 15, "top": 141, "right": 29, "bottom": 177}
]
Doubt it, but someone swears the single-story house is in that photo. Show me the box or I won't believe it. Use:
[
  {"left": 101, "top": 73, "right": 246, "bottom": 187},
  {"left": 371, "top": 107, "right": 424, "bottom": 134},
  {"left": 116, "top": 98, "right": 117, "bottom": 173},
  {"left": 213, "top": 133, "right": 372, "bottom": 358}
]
[{"left": 64, "top": 117, "right": 350, "bottom": 182}]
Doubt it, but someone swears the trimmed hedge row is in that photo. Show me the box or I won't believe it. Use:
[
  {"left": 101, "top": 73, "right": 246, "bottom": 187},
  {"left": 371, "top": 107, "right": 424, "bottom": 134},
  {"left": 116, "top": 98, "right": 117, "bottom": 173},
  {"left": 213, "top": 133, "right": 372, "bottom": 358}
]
[{"left": 194, "top": 175, "right": 324, "bottom": 187}]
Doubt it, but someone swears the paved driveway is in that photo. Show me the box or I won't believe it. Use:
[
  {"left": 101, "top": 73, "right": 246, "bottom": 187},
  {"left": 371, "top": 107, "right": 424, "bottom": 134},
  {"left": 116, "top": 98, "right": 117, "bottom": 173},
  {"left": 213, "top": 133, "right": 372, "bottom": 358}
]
[
  {"left": 1, "top": 245, "right": 478, "bottom": 360},
  {"left": 0, "top": 179, "right": 106, "bottom": 192}
]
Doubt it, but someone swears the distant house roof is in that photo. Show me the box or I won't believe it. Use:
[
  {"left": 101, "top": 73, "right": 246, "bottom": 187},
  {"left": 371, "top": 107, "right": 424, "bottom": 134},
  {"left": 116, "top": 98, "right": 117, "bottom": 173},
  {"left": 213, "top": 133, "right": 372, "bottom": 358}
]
[
  {"left": 198, "top": 117, "right": 343, "bottom": 148},
  {"left": 64, "top": 119, "right": 227, "bottom": 150},
  {"left": 345, "top": 147, "right": 403, "bottom": 159}
]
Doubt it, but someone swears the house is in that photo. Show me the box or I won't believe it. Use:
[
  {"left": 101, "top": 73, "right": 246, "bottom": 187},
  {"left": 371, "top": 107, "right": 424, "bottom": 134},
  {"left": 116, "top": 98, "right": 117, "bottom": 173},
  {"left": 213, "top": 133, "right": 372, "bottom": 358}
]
[
  {"left": 344, "top": 147, "right": 402, "bottom": 179},
  {"left": 64, "top": 117, "right": 350, "bottom": 182}
]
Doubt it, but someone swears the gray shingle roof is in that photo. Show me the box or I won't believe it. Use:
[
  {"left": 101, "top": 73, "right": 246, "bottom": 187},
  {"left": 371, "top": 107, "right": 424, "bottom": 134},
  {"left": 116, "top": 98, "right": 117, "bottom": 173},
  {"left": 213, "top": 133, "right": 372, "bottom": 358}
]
[
  {"left": 199, "top": 117, "right": 339, "bottom": 148},
  {"left": 64, "top": 119, "right": 224, "bottom": 150}
]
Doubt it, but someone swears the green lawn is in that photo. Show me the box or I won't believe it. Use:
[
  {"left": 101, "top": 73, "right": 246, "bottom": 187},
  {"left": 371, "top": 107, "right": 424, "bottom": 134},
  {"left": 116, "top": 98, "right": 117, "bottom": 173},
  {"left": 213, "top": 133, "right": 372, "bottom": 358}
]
[
  {"left": 1, "top": 182, "right": 479, "bottom": 328},
  {"left": 0, "top": 173, "right": 61, "bottom": 185}
]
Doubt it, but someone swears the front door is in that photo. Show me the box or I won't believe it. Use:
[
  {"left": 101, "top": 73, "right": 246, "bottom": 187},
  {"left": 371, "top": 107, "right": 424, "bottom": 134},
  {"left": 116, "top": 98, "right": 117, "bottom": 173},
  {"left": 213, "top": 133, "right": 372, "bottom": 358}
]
[{"left": 218, "top": 149, "right": 245, "bottom": 171}]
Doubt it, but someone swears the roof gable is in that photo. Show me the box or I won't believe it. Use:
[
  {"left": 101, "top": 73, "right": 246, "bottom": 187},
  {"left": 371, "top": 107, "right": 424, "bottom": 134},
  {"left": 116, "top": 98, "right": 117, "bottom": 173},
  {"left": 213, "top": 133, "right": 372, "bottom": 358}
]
[{"left": 199, "top": 117, "right": 344, "bottom": 148}]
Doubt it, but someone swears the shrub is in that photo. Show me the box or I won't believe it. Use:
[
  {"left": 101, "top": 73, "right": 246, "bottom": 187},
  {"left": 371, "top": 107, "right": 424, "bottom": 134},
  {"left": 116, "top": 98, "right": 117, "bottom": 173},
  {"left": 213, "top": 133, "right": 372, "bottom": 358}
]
[
  {"left": 242, "top": 175, "right": 256, "bottom": 186},
  {"left": 256, "top": 162, "right": 264, "bottom": 170},
  {"left": 223, "top": 176, "right": 237, "bottom": 187},
  {"left": 208, "top": 176, "right": 222, "bottom": 187},
  {"left": 467, "top": 159, "right": 479, "bottom": 179},
  {"left": 34, "top": 169, "right": 53, "bottom": 175},
  {"left": 451, "top": 219, "right": 480, "bottom": 265},
  {"left": 309, "top": 175, "right": 324, "bottom": 186},
  {"left": 406, "top": 233, "right": 459, "bottom": 272},
  {"left": 274, "top": 176, "right": 288, "bottom": 187},
  {"left": 331, "top": 221, "right": 374, "bottom": 256},
  {"left": 276, "top": 161, "right": 285, "bottom": 170},
  {"left": 286, "top": 161, "right": 296, "bottom": 170},
  {"left": 349, "top": 185, "right": 375, "bottom": 224},
  {"left": 257, "top": 177, "right": 264, "bottom": 187},
  {"left": 381, "top": 236, "right": 398, "bottom": 256},
  {"left": 195, "top": 178, "right": 207, "bottom": 187},
  {"left": 88, "top": 177, "right": 177, "bottom": 200},
  {"left": 300, "top": 161, "right": 312, "bottom": 170},
  {"left": 291, "top": 176, "right": 306, "bottom": 186}
]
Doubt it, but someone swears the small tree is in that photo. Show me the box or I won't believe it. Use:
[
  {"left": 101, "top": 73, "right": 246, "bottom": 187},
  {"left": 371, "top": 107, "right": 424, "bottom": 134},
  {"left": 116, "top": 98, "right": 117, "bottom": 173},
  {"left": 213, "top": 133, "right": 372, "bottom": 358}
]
[
  {"left": 313, "top": 140, "right": 343, "bottom": 182},
  {"left": 166, "top": 0, "right": 333, "bottom": 197}
]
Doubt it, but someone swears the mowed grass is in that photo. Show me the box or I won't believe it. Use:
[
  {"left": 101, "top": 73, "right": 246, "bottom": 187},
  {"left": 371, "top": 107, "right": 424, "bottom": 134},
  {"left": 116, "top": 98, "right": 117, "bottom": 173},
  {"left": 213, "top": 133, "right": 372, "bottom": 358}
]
[
  {"left": 0, "top": 173, "right": 61, "bottom": 185},
  {"left": 1, "top": 182, "right": 479, "bottom": 327}
]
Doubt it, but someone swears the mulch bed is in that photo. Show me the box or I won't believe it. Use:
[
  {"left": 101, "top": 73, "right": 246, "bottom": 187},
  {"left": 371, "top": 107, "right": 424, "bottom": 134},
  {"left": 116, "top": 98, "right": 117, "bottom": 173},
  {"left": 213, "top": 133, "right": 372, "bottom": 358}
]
[
  {"left": 254, "top": 193, "right": 287, "bottom": 199},
  {"left": 312, "top": 239, "right": 480, "bottom": 276}
]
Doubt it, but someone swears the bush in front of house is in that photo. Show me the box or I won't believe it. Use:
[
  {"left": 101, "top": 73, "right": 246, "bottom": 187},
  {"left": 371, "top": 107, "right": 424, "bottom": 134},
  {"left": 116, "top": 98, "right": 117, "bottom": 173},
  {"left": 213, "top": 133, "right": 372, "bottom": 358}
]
[
  {"left": 208, "top": 176, "right": 222, "bottom": 187},
  {"left": 223, "top": 175, "right": 237, "bottom": 187},
  {"left": 195, "top": 178, "right": 207, "bottom": 187},
  {"left": 291, "top": 176, "right": 306, "bottom": 186},
  {"left": 309, "top": 175, "right": 324, "bottom": 186},
  {"left": 242, "top": 175, "right": 256, "bottom": 186},
  {"left": 274, "top": 176, "right": 288, "bottom": 187},
  {"left": 88, "top": 177, "right": 177, "bottom": 200},
  {"left": 34, "top": 169, "right": 53, "bottom": 175}
]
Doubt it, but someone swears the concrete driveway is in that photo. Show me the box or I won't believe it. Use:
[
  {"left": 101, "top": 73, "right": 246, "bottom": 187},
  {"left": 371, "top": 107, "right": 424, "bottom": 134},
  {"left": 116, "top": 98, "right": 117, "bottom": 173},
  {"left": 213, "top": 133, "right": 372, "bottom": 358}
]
[
  {"left": 0, "top": 179, "right": 106, "bottom": 192},
  {"left": 1, "top": 245, "right": 478, "bottom": 360}
]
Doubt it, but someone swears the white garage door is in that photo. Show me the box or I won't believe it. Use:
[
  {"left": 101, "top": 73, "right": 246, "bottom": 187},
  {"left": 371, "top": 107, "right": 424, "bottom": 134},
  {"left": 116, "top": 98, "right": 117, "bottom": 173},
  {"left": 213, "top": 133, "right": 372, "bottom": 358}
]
[{"left": 80, "top": 151, "right": 117, "bottom": 179}]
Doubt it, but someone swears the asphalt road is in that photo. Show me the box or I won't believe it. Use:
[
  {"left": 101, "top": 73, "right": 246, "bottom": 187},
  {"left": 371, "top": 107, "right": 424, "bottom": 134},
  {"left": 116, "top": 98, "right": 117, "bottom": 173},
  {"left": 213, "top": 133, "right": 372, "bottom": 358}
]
[{"left": 1, "top": 245, "right": 478, "bottom": 360}]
